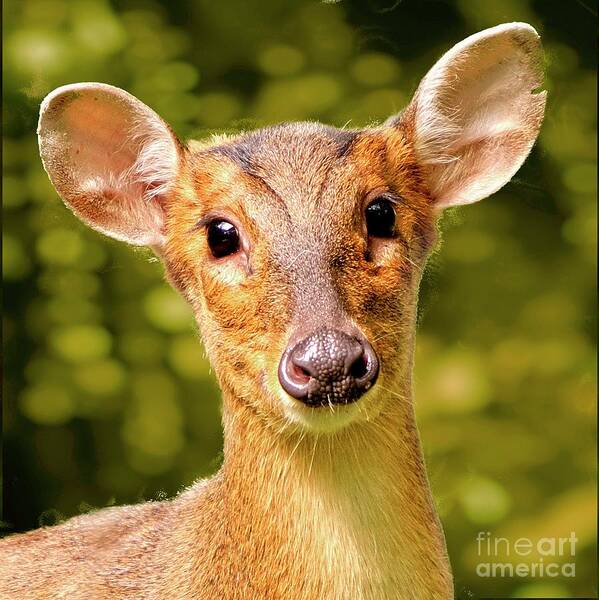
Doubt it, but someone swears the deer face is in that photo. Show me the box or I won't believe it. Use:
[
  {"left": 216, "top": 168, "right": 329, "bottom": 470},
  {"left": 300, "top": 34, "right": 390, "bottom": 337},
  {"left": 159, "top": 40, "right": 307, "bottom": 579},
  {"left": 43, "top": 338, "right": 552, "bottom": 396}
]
[
  {"left": 38, "top": 24, "right": 545, "bottom": 433},
  {"left": 163, "top": 124, "right": 436, "bottom": 431}
]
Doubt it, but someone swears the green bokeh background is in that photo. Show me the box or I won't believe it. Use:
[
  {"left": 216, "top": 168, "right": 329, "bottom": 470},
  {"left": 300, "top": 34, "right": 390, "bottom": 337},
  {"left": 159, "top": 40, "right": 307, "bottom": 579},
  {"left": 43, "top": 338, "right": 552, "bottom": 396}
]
[{"left": 3, "top": 0, "right": 596, "bottom": 597}]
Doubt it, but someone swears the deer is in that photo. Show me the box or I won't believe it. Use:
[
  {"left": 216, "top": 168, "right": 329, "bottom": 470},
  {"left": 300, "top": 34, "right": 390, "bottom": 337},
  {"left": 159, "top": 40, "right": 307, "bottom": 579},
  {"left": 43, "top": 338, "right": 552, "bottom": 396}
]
[{"left": 0, "top": 22, "right": 545, "bottom": 600}]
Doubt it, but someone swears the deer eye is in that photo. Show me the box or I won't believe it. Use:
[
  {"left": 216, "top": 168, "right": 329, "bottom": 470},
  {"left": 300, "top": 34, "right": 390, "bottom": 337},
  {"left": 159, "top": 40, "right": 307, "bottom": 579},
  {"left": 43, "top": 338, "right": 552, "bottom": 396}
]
[
  {"left": 207, "top": 220, "right": 240, "bottom": 258},
  {"left": 365, "top": 198, "right": 396, "bottom": 238}
]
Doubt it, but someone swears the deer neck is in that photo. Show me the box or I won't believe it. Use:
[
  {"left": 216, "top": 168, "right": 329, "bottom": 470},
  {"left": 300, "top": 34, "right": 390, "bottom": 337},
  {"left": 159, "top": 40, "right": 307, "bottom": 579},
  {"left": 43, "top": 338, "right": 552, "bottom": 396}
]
[{"left": 214, "top": 376, "right": 453, "bottom": 599}]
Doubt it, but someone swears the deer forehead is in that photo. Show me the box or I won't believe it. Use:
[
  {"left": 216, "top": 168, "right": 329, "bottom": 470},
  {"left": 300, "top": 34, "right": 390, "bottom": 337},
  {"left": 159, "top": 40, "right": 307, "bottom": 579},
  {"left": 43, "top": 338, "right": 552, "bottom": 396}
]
[
  {"left": 209, "top": 122, "right": 358, "bottom": 204},
  {"left": 184, "top": 124, "right": 418, "bottom": 257}
]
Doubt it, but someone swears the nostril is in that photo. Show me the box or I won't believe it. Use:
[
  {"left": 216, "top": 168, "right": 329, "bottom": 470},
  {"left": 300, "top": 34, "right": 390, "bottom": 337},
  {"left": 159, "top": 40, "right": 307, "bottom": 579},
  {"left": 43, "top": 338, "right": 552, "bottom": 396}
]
[
  {"left": 354, "top": 340, "right": 379, "bottom": 390},
  {"left": 292, "top": 363, "right": 311, "bottom": 384},
  {"left": 278, "top": 348, "right": 311, "bottom": 400},
  {"left": 349, "top": 353, "right": 368, "bottom": 379}
]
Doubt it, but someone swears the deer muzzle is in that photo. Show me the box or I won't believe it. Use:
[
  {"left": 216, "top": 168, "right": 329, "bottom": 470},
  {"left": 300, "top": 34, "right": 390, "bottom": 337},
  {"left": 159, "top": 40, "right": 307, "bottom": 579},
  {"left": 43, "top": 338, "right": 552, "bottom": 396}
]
[{"left": 278, "top": 328, "right": 379, "bottom": 407}]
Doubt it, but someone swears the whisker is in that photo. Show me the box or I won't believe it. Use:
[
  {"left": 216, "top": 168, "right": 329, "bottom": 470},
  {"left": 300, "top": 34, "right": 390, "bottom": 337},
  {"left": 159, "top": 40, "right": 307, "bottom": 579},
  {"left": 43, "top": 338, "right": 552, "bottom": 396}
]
[
  {"left": 327, "top": 393, "right": 334, "bottom": 413},
  {"left": 372, "top": 328, "right": 405, "bottom": 343},
  {"left": 308, "top": 434, "right": 319, "bottom": 478},
  {"left": 378, "top": 385, "right": 410, "bottom": 402},
  {"left": 285, "top": 430, "right": 306, "bottom": 476}
]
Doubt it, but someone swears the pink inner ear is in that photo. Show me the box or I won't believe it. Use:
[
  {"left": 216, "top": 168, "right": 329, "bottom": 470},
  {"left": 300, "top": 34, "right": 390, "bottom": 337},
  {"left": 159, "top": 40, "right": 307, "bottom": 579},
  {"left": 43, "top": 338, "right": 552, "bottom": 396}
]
[
  {"left": 63, "top": 95, "right": 142, "bottom": 197},
  {"left": 430, "top": 129, "right": 535, "bottom": 207},
  {"left": 39, "top": 84, "right": 181, "bottom": 247},
  {"left": 409, "top": 23, "right": 546, "bottom": 208}
]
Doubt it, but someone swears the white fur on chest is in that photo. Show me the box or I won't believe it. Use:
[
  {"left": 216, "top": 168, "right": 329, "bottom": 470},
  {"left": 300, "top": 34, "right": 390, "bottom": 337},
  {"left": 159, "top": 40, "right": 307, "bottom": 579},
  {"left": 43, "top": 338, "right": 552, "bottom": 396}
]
[{"left": 288, "top": 454, "right": 438, "bottom": 600}]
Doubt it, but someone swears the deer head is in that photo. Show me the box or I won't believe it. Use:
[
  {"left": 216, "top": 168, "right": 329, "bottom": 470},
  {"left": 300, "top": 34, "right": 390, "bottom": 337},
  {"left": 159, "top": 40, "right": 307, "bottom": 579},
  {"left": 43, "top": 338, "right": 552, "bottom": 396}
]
[{"left": 38, "top": 23, "right": 545, "bottom": 436}]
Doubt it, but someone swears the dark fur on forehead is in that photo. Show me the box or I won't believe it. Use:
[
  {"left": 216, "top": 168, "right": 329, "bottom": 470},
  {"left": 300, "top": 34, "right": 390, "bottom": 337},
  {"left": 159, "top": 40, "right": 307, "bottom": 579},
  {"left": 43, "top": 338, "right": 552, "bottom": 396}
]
[{"left": 209, "top": 122, "right": 358, "bottom": 180}]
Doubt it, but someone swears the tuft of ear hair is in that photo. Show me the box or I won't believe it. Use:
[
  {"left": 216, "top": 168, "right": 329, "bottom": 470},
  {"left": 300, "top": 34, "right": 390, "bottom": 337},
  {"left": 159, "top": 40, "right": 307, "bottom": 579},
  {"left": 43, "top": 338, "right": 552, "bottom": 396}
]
[
  {"left": 392, "top": 22, "right": 546, "bottom": 208},
  {"left": 38, "top": 83, "right": 184, "bottom": 248}
]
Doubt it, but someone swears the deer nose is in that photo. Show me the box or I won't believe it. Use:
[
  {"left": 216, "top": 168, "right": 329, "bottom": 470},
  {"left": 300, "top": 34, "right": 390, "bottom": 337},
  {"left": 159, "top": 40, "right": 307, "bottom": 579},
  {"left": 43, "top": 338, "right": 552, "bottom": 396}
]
[{"left": 278, "top": 328, "right": 379, "bottom": 406}]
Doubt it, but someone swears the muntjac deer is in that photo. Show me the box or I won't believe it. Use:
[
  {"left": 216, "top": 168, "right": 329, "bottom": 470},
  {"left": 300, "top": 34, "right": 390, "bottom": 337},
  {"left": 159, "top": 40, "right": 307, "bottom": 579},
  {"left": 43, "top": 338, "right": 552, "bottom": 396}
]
[{"left": 1, "top": 23, "right": 545, "bottom": 600}]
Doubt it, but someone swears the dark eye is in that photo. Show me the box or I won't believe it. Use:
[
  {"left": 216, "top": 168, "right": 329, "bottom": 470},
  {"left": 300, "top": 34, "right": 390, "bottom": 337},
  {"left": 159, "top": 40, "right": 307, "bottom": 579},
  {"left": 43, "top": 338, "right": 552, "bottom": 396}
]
[
  {"left": 365, "top": 197, "right": 396, "bottom": 238},
  {"left": 206, "top": 220, "right": 240, "bottom": 258}
]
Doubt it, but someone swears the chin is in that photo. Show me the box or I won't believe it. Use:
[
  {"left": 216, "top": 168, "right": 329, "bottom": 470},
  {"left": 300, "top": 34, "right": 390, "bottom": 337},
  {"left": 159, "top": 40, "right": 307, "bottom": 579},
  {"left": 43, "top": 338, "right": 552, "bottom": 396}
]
[{"left": 277, "top": 386, "right": 385, "bottom": 435}]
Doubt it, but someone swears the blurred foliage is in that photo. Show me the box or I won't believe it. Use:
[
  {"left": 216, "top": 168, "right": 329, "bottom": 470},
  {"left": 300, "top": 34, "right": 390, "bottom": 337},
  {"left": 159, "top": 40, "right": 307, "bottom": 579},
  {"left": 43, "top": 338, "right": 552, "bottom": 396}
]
[{"left": 2, "top": 0, "right": 596, "bottom": 597}]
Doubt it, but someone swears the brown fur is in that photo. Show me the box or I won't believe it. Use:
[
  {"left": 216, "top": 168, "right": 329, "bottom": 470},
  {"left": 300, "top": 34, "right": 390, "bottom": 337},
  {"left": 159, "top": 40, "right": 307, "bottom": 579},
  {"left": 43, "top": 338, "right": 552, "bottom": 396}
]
[{"left": 2, "top": 23, "right": 546, "bottom": 600}]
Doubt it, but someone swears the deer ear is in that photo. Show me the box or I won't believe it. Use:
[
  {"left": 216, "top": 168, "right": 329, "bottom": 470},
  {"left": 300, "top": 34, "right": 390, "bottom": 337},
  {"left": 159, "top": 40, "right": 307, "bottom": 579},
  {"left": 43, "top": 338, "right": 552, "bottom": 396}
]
[
  {"left": 392, "top": 23, "right": 546, "bottom": 208},
  {"left": 38, "top": 83, "right": 184, "bottom": 248}
]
